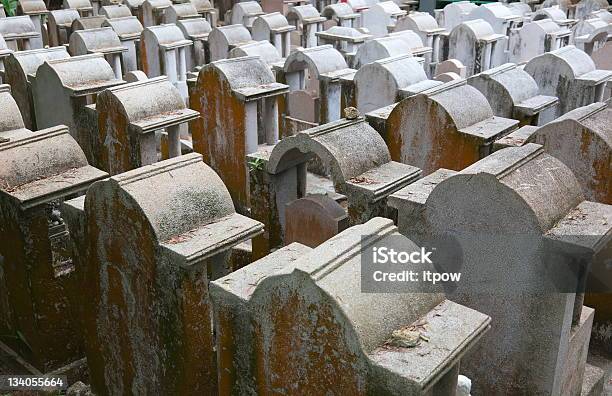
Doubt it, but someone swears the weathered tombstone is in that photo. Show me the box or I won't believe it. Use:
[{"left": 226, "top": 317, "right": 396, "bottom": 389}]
[
  {"left": 100, "top": 4, "right": 132, "bottom": 18},
  {"left": 48, "top": 9, "right": 80, "bottom": 47},
  {"left": 574, "top": 17, "right": 609, "bottom": 56},
  {"left": 71, "top": 15, "right": 107, "bottom": 31},
  {"left": 434, "top": 58, "right": 466, "bottom": 78},
  {"left": 124, "top": 0, "right": 145, "bottom": 18},
  {"left": 362, "top": 1, "right": 406, "bottom": 38},
  {"left": 16, "top": 0, "right": 47, "bottom": 48},
  {"left": 3, "top": 47, "right": 70, "bottom": 130},
  {"left": 375, "top": 79, "right": 519, "bottom": 175},
  {"left": 354, "top": 54, "right": 441, "bottom": 113},
  {"left": 435, "top": 0, "right": 477, "bottom": 31},
  {"left": 524, "top": 45, "right": 612, "bottom": 115},
  {"left": 533, "top": 5, "right": 576, "bottom": 29},
  {"left": 284, "top": 194, "right": 349, "bottom": 247},
  {"left": 513, "top": 102, "right": 611, "bottom": 205},
  {"left": 252, "top": 12, "right": 295, "bottom": 57},
  {"left": 394, "top": 10, "right": 447, "bottom": 70},
  {"left": 69, "top": 27, "right": 126, "bottom": 79},
  {"left": 388, "top": 143, "right": 610, "bottom": 395},
  {"left": 0, "top": 84, "right": 29, "bottom": 139},
  {"left": 64, "top": 0, "right": 94, "bottom": 17},
  {"left": 92, "top": 76, "right": 199, "bottom": 174},
  {"left": 177, "top": 17, "right": 211, "bottom": 69},
  {"left": 0, "top": 125, "right": 107, "bottom": 375},
  {"left": 448, "top": 19, "right": 506, "bottom": 77},
  {"left": 229, "top": 40, "right": 283, "bottom": 69},
  {"left": 315, "top": 26, "right": 371, "bottom": 67},
  {"left": 230, "top": 1, "right": 263, "bottom": 30},
  {"left": 508, "top": 19, "right": 571, "bottom": 64},
  {"left": 190, "top": 0, "right": 216, "bottom": 26},
  {"left": 103, "top": 16, "right": 144, "bottom": 72},
  {"left": 352, "top": 35, "right": 414, "bottom": 69},
  {"left": 387, "top": 29, "right": 433, "bottom": 68},
  {"left": 31, "top": 54, "right": 124, "bottom": 160},
  {"left": 210, "top": 217, "right": 491, "bottom": 395},
  {"left": 247, "top": 118, "right": 421, "bottom": 255},
  {"left": 322, "top": 2, "right": 361, "bottom": 28},
  {"left": 468, "top": 63, "right": 559, "bottom": 126},
  {"left": 164, "top": 2, "right": 198, "bottom": 24},
  {"left": 0, "top": 16, "right": 41, "bottom": 51},
  {"left": 190, "top": 56, "right": 288, "bottom": 212},
  {"left": 275, "top": 45, "right": 355, "bottom": 128},
  {"left": 467, "top": 3, "right": 522, "bottom": 36},
  {"left": 140, "top": 0, "right": 171, "bottom": 27},
  {"left": 286, "top": 4, "right": 326, "bottom": 48},
  {"left": 140, "top": 24, "right": 191, "bottom": 101},
  {"left": 208, "top": 24, "right": 255, "bottom": 61},
  {"left": 64, "top": 153, "right": 263, "bottom": 395}
]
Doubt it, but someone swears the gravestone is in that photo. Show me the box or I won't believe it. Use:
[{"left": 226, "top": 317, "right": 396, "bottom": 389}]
[
  {"left": 64, "top": 153, "right": 263, "bottom": 395},
  {"left": 361, "top": 1, "right": 406, "bottom": 38},
  {"left": 140, "top": 0, "right": 171, "bottom": 27},
  {"left": 69, "top": 27, "right": 126, "bottom": 79},
  {"left": 467, "top": 63, "right": 558, "bottom": 126},
  {"left": 140, "top": 24, "right": 191, "bottom": 101},
  {"left": 352, "top": 35, "right": 414, "bottom": 69},
  {"left": 103, "top": 16, "right": 144, "bottom": 72},
  {"left": 208, "top": 24, "right": 255, "bottom": 61},
  {"left": 524, "top": 45, "right": 612, "bottom": 115},
  {"left": 71, "top": 15, "right": 107, "bottom": 31},
  {"left": 315, "top": 26, "right": 371, "bottom": 69},
  {"left": 247, "top": 117, "right": 421, "bottom": 256},
  {"left": 31, "top": 53, "right": 124, "bottom": 161},
  {"left": 322, "top": 2, "right": 361, "bottom": 28},
  {"left": 252, "top": 12, "right": 295, "bottom": 57},
  {"left": 276, "top": 45, "right": 355, "bottom": 128},
  {"left": 448, "top": 19, "right": 506, "bottom": 77},
  {"left": 230, "top": 1, "right": 263, "bottom": 29},
  {"left": 354, "top": 54, "right": 441, "bottom": 113},
  {"left": 100, "top": 4, "right": 131, "bottom": 18},
  {"left": 93, "top": 76, "right": 199, "bottom": 174},
  {"left": 229, "top": 40, "right": 283, "bottom": 68},
  {"left": 0, "top": 16, "right": 42, "bottom": 51},
  {"left": 574, "top": 17, "right": 609, "bottom": 56},
  {"left": 435, "top": 0, "right": 477, "bottom": 31},
  {"left": 64, "top": 0, "right": 94, "bottom": 17},
  {"left": 47, "top": 9, "right": 80, "bottom": 47},
  {"left": 190, "top": 56, "right": 288, "bottom": 212},
  {"left": 0, "top": 125, "right": 107, "bottom": 375},
  {"left": 0, "top": 84, "right": 29, "bottom": 139},
  {"left": 286, "top": 4, "right": 326, "bottom": 48},
  {"left": 394, "top": 12, "right": 446, "bottom": 75},
  {"left": 177, "top": 17, "right": 211, "bottom": 70},
  {"left": 388, "top": 143, "right": 610, "bottom": 395},
  {"left": 164, "top": 2, "right": 198, "bottom": 24},
  {"left": 378, "top": 79, "right": 519, "bottom": 175},
  {"left": 16, "top": 0, "right": 47, "bottom": 48},
  {"left": 210, "top": 217, "right": 491, "bottom": 395},
  {"left": 284, "top": 194, "right": 349, "bottom": 247},
  {"left": 3, "top": 47, "right": 70, "bottom": 130},
  {"left": 508, "top": 19, "right": 571, "bottom": 64}
]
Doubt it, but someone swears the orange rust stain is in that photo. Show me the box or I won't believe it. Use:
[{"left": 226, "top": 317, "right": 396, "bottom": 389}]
[
  {"left": 387, "top": 97, "right": 481, "bottom": 175},
  {"left": 253, "top": 291, "right": 364, "bottom": 395},
  {"left": 176, "top": 266, "right": 217, "bottom": 395},
  {"left": 192, "top": 68, "right": 249, "bottom": 211}
]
